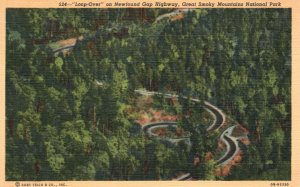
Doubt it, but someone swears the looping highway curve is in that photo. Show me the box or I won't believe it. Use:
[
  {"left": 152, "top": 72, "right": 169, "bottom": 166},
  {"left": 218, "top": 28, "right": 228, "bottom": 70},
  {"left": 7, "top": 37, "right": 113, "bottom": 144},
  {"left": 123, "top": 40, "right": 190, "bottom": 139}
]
[{"left": 135, "top": 89, "right": 242, "bottom": 180}]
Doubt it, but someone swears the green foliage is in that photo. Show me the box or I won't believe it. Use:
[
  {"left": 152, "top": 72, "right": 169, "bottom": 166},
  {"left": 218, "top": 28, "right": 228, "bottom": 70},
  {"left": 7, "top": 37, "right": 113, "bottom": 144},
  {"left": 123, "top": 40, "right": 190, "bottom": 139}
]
[
  {"left": 6, "top": 8, "right": 290, "bottom": 181},
  {"left": 54, "top": 57, "right": 64, "bottom": 70}
]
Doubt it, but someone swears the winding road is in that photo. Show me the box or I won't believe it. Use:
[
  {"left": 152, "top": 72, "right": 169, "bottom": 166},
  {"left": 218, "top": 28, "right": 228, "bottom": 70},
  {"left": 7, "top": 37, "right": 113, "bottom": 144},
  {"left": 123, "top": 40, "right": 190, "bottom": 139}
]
[
  {"left": 52, "top": 9, "right": 197, "bottom": 55},
  {"left": 135, "top": 89, "right": 241, "bottom": 180},
  {"left": 49, "top": 9, "right": 245, "bottom": 180},
  {"left": 53, "top": 45, "right": 76, "bottom": 54},
  {"left": 154, "top": 9, "right": 196, "bottom": 23},
  {"left": 216, "top": 125, "right": 239, "bottom": 166}
]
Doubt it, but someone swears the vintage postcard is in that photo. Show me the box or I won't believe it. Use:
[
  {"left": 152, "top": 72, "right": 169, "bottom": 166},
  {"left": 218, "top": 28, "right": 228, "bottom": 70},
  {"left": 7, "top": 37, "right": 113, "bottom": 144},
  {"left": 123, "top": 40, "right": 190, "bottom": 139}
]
[{"left": 0, "top": 0, "right": 299, "bottom": 187}]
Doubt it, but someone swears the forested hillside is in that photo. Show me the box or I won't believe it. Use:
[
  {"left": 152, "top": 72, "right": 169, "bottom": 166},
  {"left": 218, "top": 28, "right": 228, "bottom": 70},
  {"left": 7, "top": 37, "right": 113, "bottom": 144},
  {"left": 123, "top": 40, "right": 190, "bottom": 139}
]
[{"left": 6, "top": 8, "right": 291, "bottom": 180}]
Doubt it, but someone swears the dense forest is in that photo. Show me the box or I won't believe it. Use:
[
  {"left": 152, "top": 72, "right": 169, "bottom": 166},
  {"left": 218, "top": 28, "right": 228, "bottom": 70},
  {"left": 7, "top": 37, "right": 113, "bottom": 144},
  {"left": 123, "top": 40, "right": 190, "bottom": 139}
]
[{"left": 6, "top": 8, "right": 291, "bottom": 180}]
